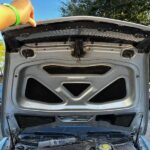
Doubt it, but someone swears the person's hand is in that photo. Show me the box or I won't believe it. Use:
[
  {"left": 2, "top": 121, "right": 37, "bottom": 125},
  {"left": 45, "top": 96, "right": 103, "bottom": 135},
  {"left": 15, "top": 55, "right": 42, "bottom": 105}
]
[{"left": 11, "top": 0, "right": 36, "bottom": 27}]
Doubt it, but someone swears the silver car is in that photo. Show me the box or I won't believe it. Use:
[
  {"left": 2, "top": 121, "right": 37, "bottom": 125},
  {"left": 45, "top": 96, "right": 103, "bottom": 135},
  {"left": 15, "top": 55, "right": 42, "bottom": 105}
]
[{"left": 0, "top": 16, "right": 150, "bottom": 150}]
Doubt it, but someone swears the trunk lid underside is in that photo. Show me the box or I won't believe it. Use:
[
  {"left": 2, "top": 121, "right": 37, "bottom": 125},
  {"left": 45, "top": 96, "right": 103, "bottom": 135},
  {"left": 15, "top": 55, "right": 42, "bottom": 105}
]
[{"left": 2, "top": 16, "right": 150, "bottom": 136}]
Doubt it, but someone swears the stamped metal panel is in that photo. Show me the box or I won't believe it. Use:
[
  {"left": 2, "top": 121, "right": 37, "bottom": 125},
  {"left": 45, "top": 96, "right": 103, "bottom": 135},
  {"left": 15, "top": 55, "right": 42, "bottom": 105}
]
[{"left": 1, "top": 41, "right": 149, "bottom": 136}]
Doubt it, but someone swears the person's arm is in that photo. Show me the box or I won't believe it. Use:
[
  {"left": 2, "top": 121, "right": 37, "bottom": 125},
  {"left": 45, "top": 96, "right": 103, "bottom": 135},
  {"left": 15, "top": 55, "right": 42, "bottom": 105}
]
[{"left": 0, "top": 0, "right": 36, "bottom": 30}]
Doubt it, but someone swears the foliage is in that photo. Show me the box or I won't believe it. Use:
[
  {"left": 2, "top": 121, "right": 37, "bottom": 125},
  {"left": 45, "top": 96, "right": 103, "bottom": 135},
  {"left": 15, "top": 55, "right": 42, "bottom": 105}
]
[
  {"left": 61, "top": 0, "right": 150, "bottom": 25},
  {"left": 0, "top": 41, "right": 5, "bottom": 61},
  {"left": 0, "top": 40, "right": 5, "bottom": 76}
]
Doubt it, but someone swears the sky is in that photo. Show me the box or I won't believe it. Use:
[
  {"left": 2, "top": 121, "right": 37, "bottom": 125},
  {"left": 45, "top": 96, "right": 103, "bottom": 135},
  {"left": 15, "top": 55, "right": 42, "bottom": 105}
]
[{"left": 0, "top": 0, "right": 67, "bottom": 39}]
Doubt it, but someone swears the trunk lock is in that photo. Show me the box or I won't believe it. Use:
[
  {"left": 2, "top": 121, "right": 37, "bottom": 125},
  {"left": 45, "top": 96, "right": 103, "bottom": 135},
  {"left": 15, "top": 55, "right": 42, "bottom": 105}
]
[{"left": 71, "top": 39, "right": 85, "bottom": 58}]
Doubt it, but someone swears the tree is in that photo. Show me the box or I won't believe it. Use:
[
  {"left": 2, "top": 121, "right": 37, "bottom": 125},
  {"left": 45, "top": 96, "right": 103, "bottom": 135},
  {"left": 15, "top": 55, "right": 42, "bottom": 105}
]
[{"left": 61, "top": 0, "right": 150, "bottom": 25}]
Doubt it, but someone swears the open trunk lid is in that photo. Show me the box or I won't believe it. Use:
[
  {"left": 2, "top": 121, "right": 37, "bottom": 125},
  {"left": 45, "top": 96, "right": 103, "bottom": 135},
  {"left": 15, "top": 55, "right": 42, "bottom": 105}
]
[{"left": 1, "top": 16, "right": 150, "bottom": 136}]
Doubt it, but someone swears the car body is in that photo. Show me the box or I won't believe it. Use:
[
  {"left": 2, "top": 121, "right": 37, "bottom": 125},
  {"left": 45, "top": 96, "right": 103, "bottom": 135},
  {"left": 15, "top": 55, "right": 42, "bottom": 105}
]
[
  {"left": 148, "top": 83, "right": 150, "bottom": 109},
  {"left": 0, "top": 16, "right": 150, "bottom": 149},
  {"left": 0, "top": 83, "right": 2, "bottom": 104}
]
